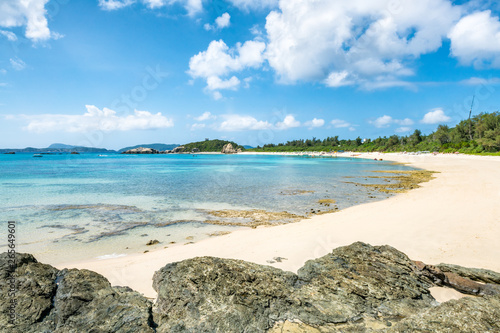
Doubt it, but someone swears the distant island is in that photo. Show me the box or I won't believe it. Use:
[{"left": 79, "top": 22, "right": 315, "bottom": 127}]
[
  {"left": 121, "top": 139, "right": 245, "bottom": 154},
  {"left": 117, "top": 143, "right": 180, "bottom": 153},
  {"left": 0, "top": 143, "right": 115, "bottom": 154}
]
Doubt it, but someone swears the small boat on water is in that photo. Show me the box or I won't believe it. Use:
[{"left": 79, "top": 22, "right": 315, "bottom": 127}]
[{"left": 33, "top": 154, "right": 43, "bottom": 158}]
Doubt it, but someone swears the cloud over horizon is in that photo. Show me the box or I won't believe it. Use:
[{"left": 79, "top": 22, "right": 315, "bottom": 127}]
[{"left": 18, "top": 105, "right": 174, "bottom": 133}]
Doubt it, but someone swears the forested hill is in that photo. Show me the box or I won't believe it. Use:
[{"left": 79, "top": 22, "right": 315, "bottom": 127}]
[
  {"left": 250, "top": 112, "right": 500, "bottom": 154},
  {"left": 183, "top": 139, "right": 245, "bottom": 152}
]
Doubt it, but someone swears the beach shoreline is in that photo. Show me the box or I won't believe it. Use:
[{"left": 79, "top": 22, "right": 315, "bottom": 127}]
[{"left": 55, "top": 152, "right": 500, "bottom": 299}]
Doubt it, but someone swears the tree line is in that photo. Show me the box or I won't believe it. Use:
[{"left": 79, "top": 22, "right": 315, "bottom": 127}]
[{"left": 250, "top": 112, "right": 500, "bottom": 154}]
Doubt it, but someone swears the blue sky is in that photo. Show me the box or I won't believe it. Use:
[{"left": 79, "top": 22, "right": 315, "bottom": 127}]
[{"left": 1, "top": 0, "right": 500, "bottom": 149}]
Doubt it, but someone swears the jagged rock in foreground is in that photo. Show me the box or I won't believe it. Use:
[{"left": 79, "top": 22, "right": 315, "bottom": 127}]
[
  {"left": 0, "top": 253, "right": 154, "bottom": 333},
  {"left": 2, "top": 243, "right": 500, "bottom": 332},
  {"left": 152, "top": 242, "right": 500, "bottom": 332}
]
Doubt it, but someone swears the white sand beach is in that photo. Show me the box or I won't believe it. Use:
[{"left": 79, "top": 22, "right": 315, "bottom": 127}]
[{"left": 57, "top": 153, "right": 500, "bottom": 299}]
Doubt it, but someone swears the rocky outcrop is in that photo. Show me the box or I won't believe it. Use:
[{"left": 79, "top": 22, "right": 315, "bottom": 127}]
[
  {"left": 415, "top": 261, "right": 500, "bottom": 296},
  {"left": 121, "top": 147, "right": 159, "bottom": 154},
  {"left": 221, "top": 143, "right": 240, "bottom": 154},
  {"left": 171, "top": 146, "right": 185, "bottom": 153},
  {"left": 0, "top": 253, "right": 154, "bottom": 333},
  {"left": 387, "top": 295, "right": 500, "bottom": 332},
  {"left": 2, "top": 243, "right": 500, "bottom": 332},
  {"left": 152, "top": 242, "right": 500, "bottom": 332}
]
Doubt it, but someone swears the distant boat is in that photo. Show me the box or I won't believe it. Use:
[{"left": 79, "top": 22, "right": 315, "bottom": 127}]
[{"left": 33, "top": 154, "right": 43, "bottom": 158}]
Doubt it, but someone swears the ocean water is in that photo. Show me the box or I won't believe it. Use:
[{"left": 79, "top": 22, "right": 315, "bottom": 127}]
[{"left": 0, "top": 153, "right": 413, "bottom": 263}]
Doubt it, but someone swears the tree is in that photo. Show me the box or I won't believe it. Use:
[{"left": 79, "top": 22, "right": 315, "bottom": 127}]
[
  {"left": 434, "top": 125, "right": 451, "bottom": 144},
  {"left": 409, "top": 129, "right": 422, "bottom": 145}
]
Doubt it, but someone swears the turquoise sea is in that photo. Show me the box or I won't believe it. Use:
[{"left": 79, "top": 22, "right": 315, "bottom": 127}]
[{"left": 0, "top": 153, "right": 413, "bottom": 263}]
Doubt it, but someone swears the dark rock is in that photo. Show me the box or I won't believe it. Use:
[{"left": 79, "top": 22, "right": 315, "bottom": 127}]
[
  {"left": 415, "top": 261, "right": 500, "bottom": 296},
  {"left": 153, "top": 256, "right": 299, "bottom": 332},
  {"left": 152, "top": 242, "right": 436, "bottom": 332},
  {"left": 0, "top": 253, "right": 154, "bottom": 333},
  {"left": 0, "top": 253, "right": 57, "bottom": 332},
  {"left": 4, "top": 243, "right": 500, "bottom": 332},
  {"left": 437, "top": 263, "right": 500, "bottom": 284},
  {"left": 146, "top": 239, "right": 160, "bottom": 246},
  {"left": 387, "top": 295, "right": 500, "bottom": 332}
]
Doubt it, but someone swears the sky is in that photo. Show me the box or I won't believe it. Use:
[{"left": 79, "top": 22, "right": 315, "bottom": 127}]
[{"left": 1, "top": 0, "right": 500, "bottom": 149}]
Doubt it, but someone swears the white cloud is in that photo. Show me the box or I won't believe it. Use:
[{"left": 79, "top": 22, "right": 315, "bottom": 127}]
[
  {"left": 449, "top": 10, "right": 500, "bottom": 68},
  {"left": 370, "top": 115, "right": 414, "bottom": 128},
  {"left": 20, "top": 105, "right": 173, "bottom": 133},
  {"left": 421, "top": 108, "right": 451, "bottom": 124},
  {"left": 194, "top": 111, "right": 216, "bottom": 121},
  {"left": 98, "top": 0, "right": 135, "bottom": 10},
  {"left": 395, "top": 127, "right": 411, "bottom": 133},
  {"left": 212, "top": 91, "right": 223, "bottom": 100},
  {"left": 10, "top": 57, "right": 26, "bottom": 71},
  {"left": 276, "top": 115, "right": 300, "bottom": 130},
  {"left": 0, "top": 0, "right": 57, "bottom": 41},
  {"left": 191, "top": 123, "right": 206, "bottom": 131},
  {"left": 218, "top": 114, "right": 272, "bottom": 131},
  {"left": 0, "top": 69, "right": 7, "bottom": 75},
  {"left": 304, "top": 118, "right": 325, "bottom": 129},
  {"left": 460, "top": 77, "right": 500, "bottom": 85},
  {"left": 188, "top": 39, "right": 265, "bottom": 97},
  {"left": 216, "top": 12, "right": 231, "bottom": 29},
  {"left": 324, "top": 71, "right": 354, "bottom": 88},
  {"left": 227, "top": 0, "right": 278, "bottom": 11},
  {"left": 395, "top": 118, "right": 414, "bottom": 126},
  {"left": 331, "top": 119, "right": 351, "bottom": 128},
  {"left": 370, "top": 115, "right": 394, "bottom": 128},
  {"left": 98, "top": 0, "right": 203, "bottom": 16},
  {"left": 206, "top": 76, "right": 240, "bottom": 90},
  {"left": 264, "top": 0, "right": 461, "bottom": 87},
  {"left": 204, "top": 13, "right": 231, "bottom": 31},
  {"left": 0, "top": 29, "right": 17, "bottom": 41}
]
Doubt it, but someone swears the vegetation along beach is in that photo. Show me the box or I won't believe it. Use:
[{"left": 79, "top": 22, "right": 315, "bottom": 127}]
[{"left": 2, "top": 0, "right": 500, "bottom": 331}]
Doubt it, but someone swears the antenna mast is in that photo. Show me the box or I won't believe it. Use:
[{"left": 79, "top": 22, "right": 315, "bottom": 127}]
[{"left": 468, "top": 95, "right": 475, "bottom": 141}]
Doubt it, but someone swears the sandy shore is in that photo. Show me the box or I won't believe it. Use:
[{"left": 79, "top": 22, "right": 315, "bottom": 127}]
[{"left": 56, "top": 152, "right": 500, "bottom": 299}]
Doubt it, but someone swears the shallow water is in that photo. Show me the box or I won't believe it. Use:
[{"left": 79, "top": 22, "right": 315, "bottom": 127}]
[{"left": 0, "top": 153, "right": 413, "bottom": 263}]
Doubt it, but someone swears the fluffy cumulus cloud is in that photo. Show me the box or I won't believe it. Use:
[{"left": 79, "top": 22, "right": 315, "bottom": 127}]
[
  {"left": 205, "top": 13, "right": 231, "bottom": 31},
  {"left": 194, "top": 111, "right": 216, "bottom": 121},
  {"left": 276, "top": 115, "right": 300, "bottom": 130},
  {"left": 20, "top": 105, "right": 173, "bottom": 133},
  {"left": 449, "top": 10, "right": 500, "bottom": 68},
  {"left": 421, "top": 108, "right": 451, "bottom": 124},
  {"left": 304, "top": 118, "right": 325, "bottom": 129},
  {"left": 370, "top": 115, "right": 414, "bottom": 128},
  {"left": 0, "top": 0, "right": 57, "bottom": 41},
  {"left": 99, "top": 0, "right": 203, "bottom": 16},
  {"left": 264, "top": 0, "right": 462, "bottom": 88},
  {"left": 188, "top": 39, "right": 266, "bottom": 99},
  {"left": 218, "top": 114, "right": 272, "bottom": 131}
]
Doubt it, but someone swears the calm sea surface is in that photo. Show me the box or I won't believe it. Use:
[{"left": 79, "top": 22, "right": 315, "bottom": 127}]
[{"left": 0, "top": 153, "right": 413, "bottom": 263}]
